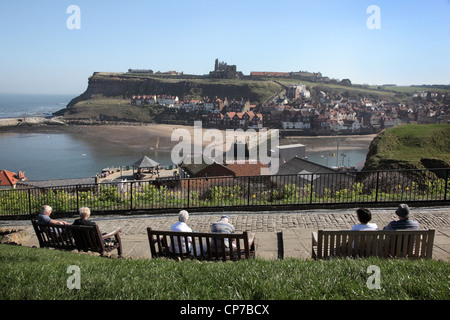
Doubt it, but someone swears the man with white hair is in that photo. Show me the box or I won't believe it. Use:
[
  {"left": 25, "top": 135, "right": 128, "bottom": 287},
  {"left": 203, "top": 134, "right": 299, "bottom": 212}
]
[
  {"left": 170, "top": 210, "right": 193, "bottom": 254},
  {"left": 37, "top": 205, "right": 69, "bottom": 225},
  {"left": 73, "top": 207, "right": 96, "bottom": 226},
  {"left": 211, "top": 215, "right": 235, "bottom": 249}
]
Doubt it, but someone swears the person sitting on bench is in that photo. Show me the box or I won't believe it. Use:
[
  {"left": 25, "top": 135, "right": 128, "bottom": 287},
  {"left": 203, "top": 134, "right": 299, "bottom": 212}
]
[
  {"left": 38, "top": 205, "right": 69, "bottom": 225},
  {"left": 72, "top": 207, "right": 96, "bottom": 226},
  {"left": 170, "top": 210, "right": 193, "bottom": 254},
  {"left": 383, "top": 204, "right": 420, "bottom": 230},
  {"left": 211, "top": 215, "right": 236, "bottom": 250}
]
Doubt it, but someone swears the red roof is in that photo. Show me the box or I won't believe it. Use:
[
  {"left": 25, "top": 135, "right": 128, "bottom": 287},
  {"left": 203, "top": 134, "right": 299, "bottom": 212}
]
[
  {"left": 225, "top": 112, "right": 236, "bottom": 119},
  {"left": 226, "top": 161, "right": 268, "bottom": 176},
  {"left": 0, "top": 170, "right": 27, "bottom": 187}
]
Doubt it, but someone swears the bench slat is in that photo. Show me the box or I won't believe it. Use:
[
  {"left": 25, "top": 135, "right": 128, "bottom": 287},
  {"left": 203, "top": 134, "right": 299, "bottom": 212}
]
[
  {"left": 312, "top": 230, "right": 435, "bottom": 260},
  {"left": 146, "top": 227, "right": 254, "bottom": 261},
  {"left": 32, "top": 220, "right": 122, "bottom": 256}
]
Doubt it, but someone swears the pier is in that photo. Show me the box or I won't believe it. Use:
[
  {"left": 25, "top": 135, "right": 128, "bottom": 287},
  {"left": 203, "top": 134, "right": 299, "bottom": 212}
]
[{"left": 97, "top": 167, "right": 178, "bottom": 183}]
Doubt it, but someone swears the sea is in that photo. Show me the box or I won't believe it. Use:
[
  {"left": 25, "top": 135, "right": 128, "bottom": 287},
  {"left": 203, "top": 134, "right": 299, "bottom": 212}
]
[{"left": 0, "top": 94, "right": 369, "bottom": 181}]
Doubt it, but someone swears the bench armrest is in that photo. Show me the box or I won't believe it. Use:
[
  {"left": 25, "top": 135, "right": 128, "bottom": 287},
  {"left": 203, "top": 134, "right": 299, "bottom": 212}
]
[
  {"left": 102, "top": 228, "right": 122, "bottom": 239},
  {"left": 312, "top": 232, "right": 318, "bottom": 246},
  {"left": 247, "top": 232, "right": 256, "bottom": 247}
]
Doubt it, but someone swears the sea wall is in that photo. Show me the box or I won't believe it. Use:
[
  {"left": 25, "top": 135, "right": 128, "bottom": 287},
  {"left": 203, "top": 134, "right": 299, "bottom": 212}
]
[{"left": 0, "top": 117, "right": 66, "bottom": 128}]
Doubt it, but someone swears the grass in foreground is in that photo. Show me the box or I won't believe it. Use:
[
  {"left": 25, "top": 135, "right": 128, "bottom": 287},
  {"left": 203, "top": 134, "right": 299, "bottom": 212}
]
[{"left": 0, "top": 244, "right": 448, "bottom": 300}]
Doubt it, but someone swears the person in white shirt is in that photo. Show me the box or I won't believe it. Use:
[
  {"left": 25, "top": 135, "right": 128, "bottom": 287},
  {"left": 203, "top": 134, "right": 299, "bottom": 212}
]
[
  {"left": 170, "top": 210, "right": 193, "bottom": 254},
  {"left": 351, "top": 208, "right": 378, "bottom": 231}
]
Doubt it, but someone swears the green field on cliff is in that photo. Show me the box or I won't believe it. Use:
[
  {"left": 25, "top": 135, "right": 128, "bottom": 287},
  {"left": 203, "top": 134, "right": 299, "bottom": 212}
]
[
  {"left": 56, "top": 96, "right": 165, "bottom": 123},
  {"left": 55, "top": 73, "right": 284, "bottom": 121},
  {"left": 79, "top": 72, "right": 284, "bottom": 105},
  {"left": 364, "top": 123, "right": 450, "bottom": 170}
]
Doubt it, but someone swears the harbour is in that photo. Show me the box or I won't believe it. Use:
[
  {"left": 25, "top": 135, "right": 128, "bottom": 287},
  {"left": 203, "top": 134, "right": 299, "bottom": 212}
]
[
  {"left": 0, "top": 94, "right": 374, "bottom": 184},
  {"left": 0, "top": 125, "right": 372, "bottom": 183}
]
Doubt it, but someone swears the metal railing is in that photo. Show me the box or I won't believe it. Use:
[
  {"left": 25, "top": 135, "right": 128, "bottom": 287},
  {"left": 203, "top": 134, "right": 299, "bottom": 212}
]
[{"left": 1, "top": 168, "right": 448, "bottom": 218}]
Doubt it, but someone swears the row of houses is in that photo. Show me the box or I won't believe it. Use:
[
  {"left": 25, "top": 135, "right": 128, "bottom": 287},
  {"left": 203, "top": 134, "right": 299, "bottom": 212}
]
[
  {"left": 206, "top": 111, "right": 263, "bottom": 129},
  {"left": 131, "top": 95, "right": 179, "bottom": 106},
  {"left": 134, "top": 87, "right": 449, "bottom": 132},
  {"left": 131, "top": 95, "right": 252, "bottom": 113},
  {"left": 258, "top": 103, "right": 402, "bottom": 133}
]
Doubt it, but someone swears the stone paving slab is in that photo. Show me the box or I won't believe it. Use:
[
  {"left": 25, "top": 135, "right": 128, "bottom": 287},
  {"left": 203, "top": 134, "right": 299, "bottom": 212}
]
[
  {"left": 2, "top": 206, "right": 449, "bottom": 261},
  {"left": 282, "top": 229, "right": 313, "bottom": 260}
]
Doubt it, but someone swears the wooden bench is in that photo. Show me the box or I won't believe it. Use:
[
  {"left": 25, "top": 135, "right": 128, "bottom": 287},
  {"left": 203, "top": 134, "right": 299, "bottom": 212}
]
[
  {"left": 147, "top": 227, "right": 255, "bottom": 261},
  {"left": 31, "top": 219, "right": 123, "bottom": 256},
  {"left": 312, "top": 229, "right": 435, "bottom": 259}
]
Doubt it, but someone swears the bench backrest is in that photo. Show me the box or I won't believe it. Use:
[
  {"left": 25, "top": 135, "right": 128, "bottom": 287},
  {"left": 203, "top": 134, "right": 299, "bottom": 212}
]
[
  {"left": 147, "top": 227, "right": 251, "bottom": 261},
  {"left": 31, "top": 219, "right": 105, "bottom": 253},
  {"left": 314, "top": 229, "right": 435, "bottom": 259}
]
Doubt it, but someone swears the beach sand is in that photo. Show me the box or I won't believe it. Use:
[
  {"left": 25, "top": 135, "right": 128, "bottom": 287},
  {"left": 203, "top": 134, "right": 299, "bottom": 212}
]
[
  {"left": 281, "top": 134, "right": 376, "bottom": 152},
  {"left": 2, "top": 123, "right": 376, "bottom": 153}
]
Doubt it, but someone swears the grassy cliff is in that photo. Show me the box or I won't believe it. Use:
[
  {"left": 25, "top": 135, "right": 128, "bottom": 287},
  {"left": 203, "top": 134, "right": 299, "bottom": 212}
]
[
  {"left": 54, "top": 96, "right": 165, "bottom": 123},
  {"left": 54, "top": 72, "right": 283, "bottom": 122},
  {"left": 363, "top": 123, "right": 450, "bottom": 171}
]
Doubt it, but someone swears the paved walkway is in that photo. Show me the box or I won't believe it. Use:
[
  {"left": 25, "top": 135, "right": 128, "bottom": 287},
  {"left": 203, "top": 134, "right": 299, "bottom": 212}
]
[{"left": 1, "top": 206, "right": 449, "bottom": 261}]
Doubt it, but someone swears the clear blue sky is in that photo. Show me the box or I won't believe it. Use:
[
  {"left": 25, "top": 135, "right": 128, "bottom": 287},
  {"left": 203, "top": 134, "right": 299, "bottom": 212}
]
[{"left": 1, "top": 0, "right": 449, "bottom": 95}]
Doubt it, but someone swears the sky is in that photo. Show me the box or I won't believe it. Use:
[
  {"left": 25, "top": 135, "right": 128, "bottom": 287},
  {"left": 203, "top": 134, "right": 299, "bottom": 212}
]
[{"left": 0, "top": 0, "right": 449, "bottom": 95}]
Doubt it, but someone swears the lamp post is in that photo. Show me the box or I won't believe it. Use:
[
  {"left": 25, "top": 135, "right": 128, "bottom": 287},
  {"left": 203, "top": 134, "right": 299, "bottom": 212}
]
[
  {"left": 321, "top": 155, "right": 329, "bottom": 167},
  {"left": 341, "top": 153, "right": 347, "bottom": 167}
]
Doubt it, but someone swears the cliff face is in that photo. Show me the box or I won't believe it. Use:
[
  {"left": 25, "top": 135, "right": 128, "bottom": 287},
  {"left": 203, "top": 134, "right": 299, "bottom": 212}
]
[{"left": 65, "top": 72, "right": 281, "bottom": 108}]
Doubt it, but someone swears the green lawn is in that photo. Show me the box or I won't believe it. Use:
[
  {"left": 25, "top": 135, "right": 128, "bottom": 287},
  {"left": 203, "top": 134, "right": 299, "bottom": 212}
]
[{"left": 1, "top": 244, "right": 448, "bottom": 300}]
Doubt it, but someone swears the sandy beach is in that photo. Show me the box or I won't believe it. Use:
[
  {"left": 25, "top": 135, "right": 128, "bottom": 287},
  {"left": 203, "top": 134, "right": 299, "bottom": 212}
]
[
  {"left": 62, "top": 124, "right": 376, "bottom": 154},
  {"left": 1, "top": 122, "right": 376, "bottom": 154},
  {"left": 281, "top": 134, "right": 376, "bottom": 152}
]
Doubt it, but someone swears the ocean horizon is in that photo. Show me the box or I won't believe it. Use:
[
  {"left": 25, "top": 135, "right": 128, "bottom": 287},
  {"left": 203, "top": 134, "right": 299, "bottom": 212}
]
[{"left": 0, "top": 93, "right": 74, "bottom": 119}]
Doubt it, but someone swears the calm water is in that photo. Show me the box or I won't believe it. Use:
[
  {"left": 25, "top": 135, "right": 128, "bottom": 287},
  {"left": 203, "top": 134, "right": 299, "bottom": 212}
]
[
  {"left": 0, "top": 131, "right": 174, "bottom": 180},
  {"left": 0, "top": 93, "right": 72, "bottom": 118},
  {"left": 0, "top": 94, "right": 368, "bottom": 180}
]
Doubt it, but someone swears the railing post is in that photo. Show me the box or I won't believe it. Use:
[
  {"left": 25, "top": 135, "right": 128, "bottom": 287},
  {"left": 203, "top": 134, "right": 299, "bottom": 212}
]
[
  {"left": 445, "top": 168, "right": 449, "bottom": 202},
  {"left": 28, "top": 188, "right": 32, "bottom": 216},
  {"left": 187, "top": 178, "right": 190, "bottom": 209},
  {"left": 310, "top": 173, "right": 314, "bottom": 204},
  {"left": 76, "top": 185, "right": 79, "bottom": 212},
  {"left": 375, "top": 171, "right": 380, "bottom": 203},
  {"left": 130, "top": 181, "right": 133, "bottom": 210},
  {"left": 247, "top": 176, "right": 251, "bottom": 206}
]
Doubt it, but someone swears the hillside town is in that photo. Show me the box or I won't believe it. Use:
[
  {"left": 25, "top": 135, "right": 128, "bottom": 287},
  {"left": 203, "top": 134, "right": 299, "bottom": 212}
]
[
  {"left": 126, "top": 58, "right": 449, "bottom": 135},
  {"left": 130, "top": 83, "right": 450, "bottom": 135}
]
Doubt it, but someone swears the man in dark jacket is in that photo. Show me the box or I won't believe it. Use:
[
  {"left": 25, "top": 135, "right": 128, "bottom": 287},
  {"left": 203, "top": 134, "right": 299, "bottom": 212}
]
[
  {"left": 383, "top": 204, "right": 420, "bottom": 230},
  {"left": 72, "top": 207, "right": 96, "bottom": 226},
  {"left": 211, "top": 215, "right": 235, "bottom": 249}
]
